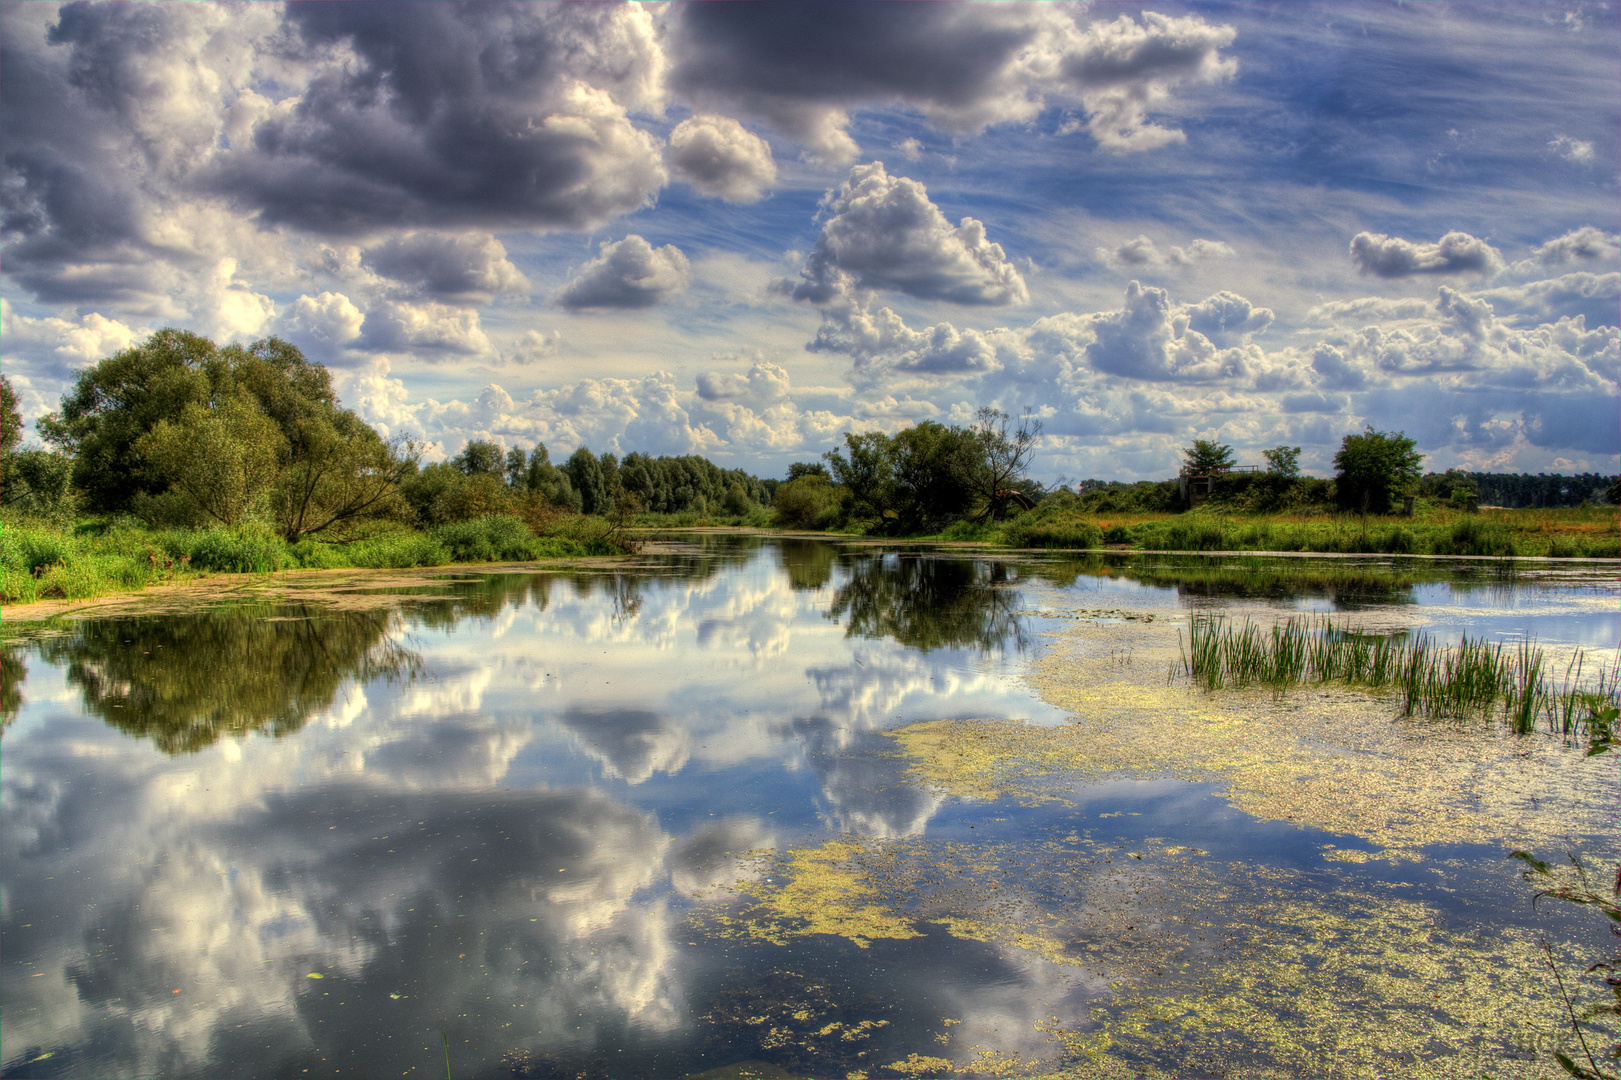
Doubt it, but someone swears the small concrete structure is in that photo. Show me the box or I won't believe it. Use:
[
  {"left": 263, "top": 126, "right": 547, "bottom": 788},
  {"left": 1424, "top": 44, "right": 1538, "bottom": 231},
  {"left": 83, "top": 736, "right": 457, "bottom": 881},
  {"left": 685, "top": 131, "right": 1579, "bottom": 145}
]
[{"left": 1179, "top": 464, "right": 1259, "bottom": 507}]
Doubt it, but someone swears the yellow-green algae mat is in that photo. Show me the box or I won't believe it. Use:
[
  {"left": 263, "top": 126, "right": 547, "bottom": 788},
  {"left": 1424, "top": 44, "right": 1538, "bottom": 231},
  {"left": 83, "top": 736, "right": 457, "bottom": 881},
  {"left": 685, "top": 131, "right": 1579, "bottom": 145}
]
[{"left": 693, "top": 611, "right": 1617, "bottom": 1078}]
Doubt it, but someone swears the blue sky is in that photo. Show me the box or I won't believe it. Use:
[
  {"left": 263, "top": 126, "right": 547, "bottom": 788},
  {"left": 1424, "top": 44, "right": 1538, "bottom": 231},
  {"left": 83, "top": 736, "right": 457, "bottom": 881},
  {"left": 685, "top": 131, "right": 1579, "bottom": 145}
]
[{"left": 2, "top": 1, "right": 1616, "bottom": 481}]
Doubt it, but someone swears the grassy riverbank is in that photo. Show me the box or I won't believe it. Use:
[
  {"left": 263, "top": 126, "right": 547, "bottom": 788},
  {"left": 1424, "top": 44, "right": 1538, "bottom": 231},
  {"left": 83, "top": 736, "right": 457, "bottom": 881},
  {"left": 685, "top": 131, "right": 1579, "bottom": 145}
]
[
  {"left": 926, "top": 502, "right": 1619, "bottom": 558},
  {"left": 0, "top": 514, "right": 630, "bottom": 606},
  {"left": 5, "top": 501, "right": 1614, "bottom": 608}
]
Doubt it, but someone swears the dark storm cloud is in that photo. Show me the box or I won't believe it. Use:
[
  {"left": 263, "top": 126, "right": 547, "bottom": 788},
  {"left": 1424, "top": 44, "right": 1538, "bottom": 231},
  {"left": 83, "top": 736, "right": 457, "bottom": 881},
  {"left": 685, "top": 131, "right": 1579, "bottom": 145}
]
[
  {"left": 556, "top": 236, "right": 692, "bottom": 311},
  {"left": 786, "top": 162, "right": 1027, "bottom": 306},
  {"left": 220, "top": 2, "right": 666, "bottom": 234},
  {"left": 665, "top": 3, "right": 1237, "bottom": 158},
  {"left": 667, "top": 3, "right": 1034, "bottom": 128},
  {"left": 361, "top": 232, "right": 529, "bottom": 304},
  {"left": 0, "top": 7, "right": 160, "bottom": 304}
]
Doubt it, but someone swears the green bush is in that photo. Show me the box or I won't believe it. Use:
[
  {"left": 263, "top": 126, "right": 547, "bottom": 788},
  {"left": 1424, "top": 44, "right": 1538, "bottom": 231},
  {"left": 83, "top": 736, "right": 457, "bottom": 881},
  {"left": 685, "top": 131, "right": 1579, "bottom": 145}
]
[
  {"left": 772, "top": 476, "right": 841, "bottom": 529},
  {"left": 347, "top": 533, "right": 452, "bottom": 568},
  {"left": 165, "top": 528, "right": 290, "bottom": 573},
  {"left": 430, "top": 514, "right": 535, "bottom": 562},
  {"left": 1103, "top": 525, "right": 1134, "bottom": 544},
  {"left": 935, "top": 519, "right": 999, "bottom": 542},
  {"left": 286, "top": 539, "right": 356, "bottom": 569},
  {"left": 1, "top": 526, "right": 77, "bottom": 574},
  {"left": 1004, "top": 514, "right": 1103, "bottom": 549},
  {"left": 1431, "top": 516, "right": 1517, "bottom": 557}
]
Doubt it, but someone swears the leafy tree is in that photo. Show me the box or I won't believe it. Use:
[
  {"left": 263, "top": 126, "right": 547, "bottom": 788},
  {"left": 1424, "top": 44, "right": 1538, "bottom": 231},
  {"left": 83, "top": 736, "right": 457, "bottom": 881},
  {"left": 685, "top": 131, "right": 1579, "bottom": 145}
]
[
  {"left": 889, "top": 421, "right": 982, "bottom": 530},
  {"left": 1, "top": 449, "right": 75, "bottom": 516},
  {"left": 824, "top": 431, "right": 897, "bottom": 523},
  {"left": 504, "top": 446, "right": 529, "bottom": 487},
  {"left": 1, "top": 375, "right": 74, "bottom": 516},
  {"left": 138, "top": 392, "right": 286, "bottom": 526},
  {"left": 400, "top": 462, "right": 512, "bottom": 526},
  {"left": 518, "top": 443, "right": 581, "bottom": 511},
  {"left": 40, "top": 330, "right": 414, "bottom": 538},
  {"left": 454, "top": 439, "right": 505, "bottom": 477},
  {"left": 40, "top": 328, "right": 218, "bottom": 512},
  {"left": 0, "top": 375, "right": 21, "bottom": 453},
  {"left": 973, "top": 407, "right": 1043, "bottom": 520},
  {"left": 1333, "top": 427, "right": 1423, "bottom": 514},
  {"left": 1263, "top": 445, "right": 1302, "bottom": 478},
  {"left": 598, "top": 451, "right": 621, "bottom": 511},
  {"left": 269, "top": 413, "right": 416, "bottom": 540},
  {"left": 565, "top": 447, "right": 611, "bottom": 514},
  {"left": 786, "top": 461, "right": 830, "bottom": 482},
  {"left": 722, "top": 480, "right": 752, "bottom": 516},
  {"left": 1182, "top": 439, "right": 1235, "bottom": 475},
  {"left": 616, "top": 453, "right": 770, "bottom": 514}
]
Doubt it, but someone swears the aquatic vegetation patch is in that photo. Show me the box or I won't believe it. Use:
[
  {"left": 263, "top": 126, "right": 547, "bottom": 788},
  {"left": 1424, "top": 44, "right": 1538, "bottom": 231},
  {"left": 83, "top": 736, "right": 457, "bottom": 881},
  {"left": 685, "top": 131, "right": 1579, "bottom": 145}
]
[
  {"left": 890, "top": 615, "right": 1616, "bottom": 857},
  {"left": 701, "top": 839, "right": 922, "bottom": 949},
  {"left": 711, "top": 831, "right": 1596, "bottom": 1077},
  {"left": 697, "top": 967, "right": 899, "bottom": 1078},
  {"left": 1182, "top": 612, "right": 1620, "bottom": 743}
]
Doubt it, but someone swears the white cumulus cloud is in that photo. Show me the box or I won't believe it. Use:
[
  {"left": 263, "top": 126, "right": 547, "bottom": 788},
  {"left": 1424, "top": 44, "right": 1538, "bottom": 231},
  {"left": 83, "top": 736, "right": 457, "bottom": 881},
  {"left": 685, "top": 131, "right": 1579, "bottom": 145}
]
[
  {"left": 668, "top": 115, "right": 777, "bottom": 203},
  {"left": 1349, "top": 230, "right": 1505, "bottom": 278},
  {"left": 784, "top": 162, "right": 1027, "bottom": 307},
  {"left": 557, "top": 236, "right": 693, "bottom": 310}
]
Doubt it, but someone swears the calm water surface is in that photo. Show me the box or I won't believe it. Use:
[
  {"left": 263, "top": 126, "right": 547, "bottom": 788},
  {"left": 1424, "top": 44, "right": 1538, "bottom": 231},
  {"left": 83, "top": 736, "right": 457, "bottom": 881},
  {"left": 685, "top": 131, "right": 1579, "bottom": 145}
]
[{"left": 3, "top": 539, "right": 1616, "bottom": 1078}]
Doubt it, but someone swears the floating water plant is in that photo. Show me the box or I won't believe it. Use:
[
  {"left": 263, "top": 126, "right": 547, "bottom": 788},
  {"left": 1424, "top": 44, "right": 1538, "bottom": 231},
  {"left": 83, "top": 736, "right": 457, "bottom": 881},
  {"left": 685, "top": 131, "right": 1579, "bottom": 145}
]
[{"left": 1180, "top": 613, "right": 1619, "bottom": 742}]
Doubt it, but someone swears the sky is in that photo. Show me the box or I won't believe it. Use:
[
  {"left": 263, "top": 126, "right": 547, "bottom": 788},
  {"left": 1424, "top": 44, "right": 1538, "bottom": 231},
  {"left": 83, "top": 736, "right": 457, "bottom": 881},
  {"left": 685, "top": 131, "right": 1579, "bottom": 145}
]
[{"left": 2, "top": 0, "right": 1616, "bottom": 483}]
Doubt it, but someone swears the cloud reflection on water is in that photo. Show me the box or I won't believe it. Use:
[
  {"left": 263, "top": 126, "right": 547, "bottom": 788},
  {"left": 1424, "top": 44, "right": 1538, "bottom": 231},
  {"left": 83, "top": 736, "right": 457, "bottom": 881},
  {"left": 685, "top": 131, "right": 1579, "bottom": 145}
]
[{"left": 3, "top": 543, "right": 1050, "bottom": 1076}]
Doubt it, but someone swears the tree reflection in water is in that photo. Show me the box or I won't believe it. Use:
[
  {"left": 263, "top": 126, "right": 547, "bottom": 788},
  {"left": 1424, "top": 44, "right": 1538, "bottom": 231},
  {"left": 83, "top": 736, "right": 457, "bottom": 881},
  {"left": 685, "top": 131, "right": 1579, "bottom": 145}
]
[
  {"left": 0, "top": 646, "right": 23, "bottom": 731},
  {"left": 829, "top": 553, "right": 1026, "bottom": 653},
  {"left": 39, "top": 605, "right": 420, "bottom": 754},
  {"left": 777, "top": 538, "right": 837, "bottom": 591}
]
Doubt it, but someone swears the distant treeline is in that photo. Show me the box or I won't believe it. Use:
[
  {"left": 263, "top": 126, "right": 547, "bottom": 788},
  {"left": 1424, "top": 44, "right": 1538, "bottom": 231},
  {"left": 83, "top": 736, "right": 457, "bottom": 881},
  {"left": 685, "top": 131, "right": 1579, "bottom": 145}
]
[
  {"left": 1413, "top": 471, "right": 1618, "bottom": 508},
  {"left": 1066, "top": 469, "right": 1619, "bottom": 514},
  {"left": 405, "top": 440, "right": 775, "bottom": 525}
]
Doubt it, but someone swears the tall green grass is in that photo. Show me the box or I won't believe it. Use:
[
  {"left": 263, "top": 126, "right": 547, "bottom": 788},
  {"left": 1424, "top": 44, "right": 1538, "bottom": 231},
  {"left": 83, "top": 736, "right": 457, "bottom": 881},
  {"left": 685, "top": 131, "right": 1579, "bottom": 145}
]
[
  {"left": 1, "top": 513, "right": 624, "bottom": 605},
  {"left": 1058, "top": 508, "right": 1617, "bottom": 557},
  {"left": 1181, "top": 613, "right": 1619, "bottom": 742}
]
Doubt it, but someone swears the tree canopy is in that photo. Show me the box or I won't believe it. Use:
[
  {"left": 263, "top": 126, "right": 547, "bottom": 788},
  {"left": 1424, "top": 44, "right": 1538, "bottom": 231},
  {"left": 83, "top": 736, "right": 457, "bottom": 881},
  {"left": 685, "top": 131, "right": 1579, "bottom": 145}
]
[
  {"left": 1182, "top": 439, "right": 1236, "bottom": 475},
  {"left": 38, "top": 330, "right": 415, "bottom": 538},
  {"left": 822, "top": 412, "right": 1043, "bottom": 532},
  {"left": 0, "top": 375, "right": 21, "bottom": 454},
  {"left": 1333, "top": 427, "right": 1423, "bottom": 514},
  {"left": 1262, "top": 445, "right": 1302, "bottom": 478}
]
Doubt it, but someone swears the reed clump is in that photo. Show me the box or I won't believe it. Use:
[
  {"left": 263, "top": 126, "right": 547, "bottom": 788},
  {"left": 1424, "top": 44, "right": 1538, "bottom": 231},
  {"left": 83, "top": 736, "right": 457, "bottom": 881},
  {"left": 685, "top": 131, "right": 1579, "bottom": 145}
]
[{"left": 1181, "top": 613, "right": 1619, "bottom": 742}]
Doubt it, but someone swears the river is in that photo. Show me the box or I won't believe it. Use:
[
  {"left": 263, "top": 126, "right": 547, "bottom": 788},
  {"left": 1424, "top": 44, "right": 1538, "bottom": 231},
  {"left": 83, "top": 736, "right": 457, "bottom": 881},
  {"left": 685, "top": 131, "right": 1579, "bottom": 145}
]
[{"left": 3, "top": 537, "right": 1616, "bottom": 1078}]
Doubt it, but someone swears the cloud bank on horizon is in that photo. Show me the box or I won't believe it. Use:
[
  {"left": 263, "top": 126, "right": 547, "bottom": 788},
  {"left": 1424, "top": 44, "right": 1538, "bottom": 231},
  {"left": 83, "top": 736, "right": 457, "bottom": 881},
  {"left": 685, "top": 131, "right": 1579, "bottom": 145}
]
[{"left": 2, "top": 0, "right": 1616, "bottom": 480}]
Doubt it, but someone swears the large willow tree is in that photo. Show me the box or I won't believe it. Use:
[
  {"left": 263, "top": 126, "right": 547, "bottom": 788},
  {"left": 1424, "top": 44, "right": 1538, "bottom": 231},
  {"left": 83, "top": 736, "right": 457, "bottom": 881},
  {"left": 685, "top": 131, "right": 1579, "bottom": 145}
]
[{"left": 41, "top": 329, "right": 416, "bottom": 539}]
